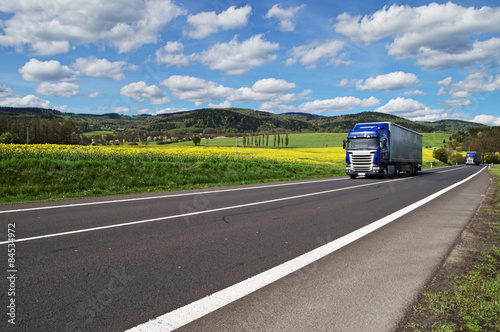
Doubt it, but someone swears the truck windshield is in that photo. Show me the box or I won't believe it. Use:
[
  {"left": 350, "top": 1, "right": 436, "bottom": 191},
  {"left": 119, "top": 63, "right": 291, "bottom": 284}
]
[{"left": 347, "top": 138, "right": 379, "bottom": 150}]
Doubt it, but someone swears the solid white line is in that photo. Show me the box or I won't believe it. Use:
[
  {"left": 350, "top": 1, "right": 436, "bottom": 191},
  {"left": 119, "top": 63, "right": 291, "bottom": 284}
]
[
  {"left": 0, "top": 177, "right": 347, "bottom": 214},
  {"left": 126, "top": 166, "right": 485, "bottom": 332},
  {"left": 0, "top": 177, "right": 411, "bottom": 245}
]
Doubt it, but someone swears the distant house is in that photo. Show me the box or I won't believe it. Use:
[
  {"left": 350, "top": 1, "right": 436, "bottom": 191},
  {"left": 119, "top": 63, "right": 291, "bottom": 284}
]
[{"left": 214, "top": 136, "right": 226, "bottom": 139}]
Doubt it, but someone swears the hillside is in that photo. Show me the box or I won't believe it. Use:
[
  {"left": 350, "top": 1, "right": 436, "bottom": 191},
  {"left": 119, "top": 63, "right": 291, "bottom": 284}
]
[{"left": 0, "top": 107, "right": 487, "bottom": 139}]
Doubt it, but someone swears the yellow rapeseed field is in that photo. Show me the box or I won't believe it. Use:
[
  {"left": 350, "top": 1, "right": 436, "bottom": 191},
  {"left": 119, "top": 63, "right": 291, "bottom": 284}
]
[
  {"left": 0, "top": 144, "right": 348, "bottom": 166},
  {"left": 0, "top": 144, "right": 437, "bottom": 166}
]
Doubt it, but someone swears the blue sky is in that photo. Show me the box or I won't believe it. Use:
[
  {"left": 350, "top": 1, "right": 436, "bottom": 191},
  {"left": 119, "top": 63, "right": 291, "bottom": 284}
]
[{"left": 1, "top": 0, "right": 500, "bottom": 125}]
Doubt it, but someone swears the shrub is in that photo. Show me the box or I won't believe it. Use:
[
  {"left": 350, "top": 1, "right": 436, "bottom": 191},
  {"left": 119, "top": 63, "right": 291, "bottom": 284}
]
[{"left": 433, "top": 147, "right": 449, "bottom": 163}]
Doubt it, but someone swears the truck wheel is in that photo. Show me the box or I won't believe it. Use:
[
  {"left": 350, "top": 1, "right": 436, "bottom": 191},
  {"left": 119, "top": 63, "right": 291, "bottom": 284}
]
[
  {"left": 349, "top": 175, "right": 357, "bottom": 179},
  {"left": 382, "top": 166, "right": 389, "bottom": 179}
]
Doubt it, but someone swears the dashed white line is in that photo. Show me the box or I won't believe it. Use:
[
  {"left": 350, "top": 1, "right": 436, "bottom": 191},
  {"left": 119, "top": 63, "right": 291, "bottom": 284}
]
[
  {"left": 0, "top": 177, "right": 346, "bottom": 214},
  {"left": 0, "top": 176, "right": 412, "bottom": 245}
]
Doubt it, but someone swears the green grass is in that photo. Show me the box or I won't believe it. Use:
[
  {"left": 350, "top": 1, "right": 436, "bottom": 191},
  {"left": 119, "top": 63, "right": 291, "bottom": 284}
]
[
  {"left": 423, "top": 247, "right": 500, "bottom": 331},
  {"left": 0, "top": 158, "right": 341, "bottom": 204},
  {"left": 174, "top": 133, "right": 450, "bottom": 148},
  {"left": 407, "top": 166, "right": 500, "bottom": 332},
  {"left": 422, "top": 133, "right": 452, "bottom": 148}
]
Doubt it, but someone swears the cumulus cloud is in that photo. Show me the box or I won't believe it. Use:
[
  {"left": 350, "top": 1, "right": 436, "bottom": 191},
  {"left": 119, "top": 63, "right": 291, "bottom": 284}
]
[
  {"left": 120, "top": 81, "right": 170, "bottom": 105},
  {"left": 161, "top": 75, "right": 308, "bottom": 108},
  {"left": 161, "top": 75, "right": 233, "bottom": 106},
  {"left": 355, "top": 71, "right": 420, "bottom": 91},
  {"left": 286, "top": 39, "right": 348, "bottom": 69},
  {"left": 185, "top": 5, "right": 251, "bottom": 39},
  {"left": 19, "top": 59, "right": 76, "bottom": 82},
  {"left": 1, "top": 94, "right": 51, "bottom": 108},
  {"left": 298, "top": 96, "right": 380, "bottom": 114},
  {"left": 36, "top": 82, "right": 79, "bottom": 97},
  {"left": 0, "top": 0, "right": 186, "bottom": 55},
  {"left": 375, "top": 97, "right": 444, "bottom": 120},
  {"left": 471, "top": 114, "right": 500, "bottom": 126},
  {"left": 196, "top": 34, "right": 279, "bottom": 75},
  {"left": 335, "top": 2, "right": 500, "bottom": 69},
  {"left": 438, "top": 70, "right": 500, "bottom": 106},
  {"left": 251, "top": 78, "right": 296, "bottom": 93},
  {"left": 155, "top": 42, "right": 190, "bottom": 67},
  {"left": 72, "top": 57, "right": 137, "bottom": 80},
  {"left": 265, "top": 4, "right": 305, "bottom": 32}
]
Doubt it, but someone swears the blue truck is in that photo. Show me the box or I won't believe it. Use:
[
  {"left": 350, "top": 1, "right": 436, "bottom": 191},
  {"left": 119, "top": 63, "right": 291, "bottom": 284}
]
[
  {"left": 465, "top": 151, "right": 481, "bottom": 165},
  {"left": 343, "top": 122, "right": 422, "bottom": 179}
]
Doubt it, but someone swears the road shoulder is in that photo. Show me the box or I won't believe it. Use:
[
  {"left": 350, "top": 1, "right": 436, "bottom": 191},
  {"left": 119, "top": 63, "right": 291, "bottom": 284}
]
[{"left": 398, "top": 170, "right": 499, "bottom": 331}]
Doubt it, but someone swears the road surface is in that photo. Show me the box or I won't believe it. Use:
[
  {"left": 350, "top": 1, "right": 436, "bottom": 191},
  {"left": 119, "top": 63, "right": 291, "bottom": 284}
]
[{"left": 0, "top": 165, "right": 490, "bottom": 331}]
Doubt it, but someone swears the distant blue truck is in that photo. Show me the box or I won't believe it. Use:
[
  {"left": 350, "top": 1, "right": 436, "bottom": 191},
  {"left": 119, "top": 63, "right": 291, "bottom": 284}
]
[
  {"left": 465, "top": 151, "right": 481, "bottom": 165},
  {"left": 343, "top": 122, "right": 422, "bottom": 179}
]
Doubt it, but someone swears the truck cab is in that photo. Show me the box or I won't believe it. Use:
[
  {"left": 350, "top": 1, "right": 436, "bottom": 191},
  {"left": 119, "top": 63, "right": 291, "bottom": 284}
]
[
  {"left": 344, "top": 124, "right": 389, "bottom": 179},
  {"left": 344, "top": 122, "right": 422, "bottom": 179}
]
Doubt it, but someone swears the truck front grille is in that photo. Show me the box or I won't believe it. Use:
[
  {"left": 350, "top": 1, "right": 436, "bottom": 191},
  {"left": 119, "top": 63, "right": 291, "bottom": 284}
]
[{"left": 350, "top": 152, "right": 374, "bottom": 172}]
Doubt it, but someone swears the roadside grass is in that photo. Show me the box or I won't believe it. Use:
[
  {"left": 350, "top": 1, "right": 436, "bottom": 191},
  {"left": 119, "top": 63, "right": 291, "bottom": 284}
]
[
  {"left": 405, "top": 166, "right": 500, "bottom": 332},
  {"left": 0, "top": 147, "right": 343, "bottom": 204}
]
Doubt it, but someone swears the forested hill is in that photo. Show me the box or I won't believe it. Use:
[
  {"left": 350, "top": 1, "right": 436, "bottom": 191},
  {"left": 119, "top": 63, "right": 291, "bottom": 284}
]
[{"left": 0, "top": 107, "right": 488, "bottom": 136}]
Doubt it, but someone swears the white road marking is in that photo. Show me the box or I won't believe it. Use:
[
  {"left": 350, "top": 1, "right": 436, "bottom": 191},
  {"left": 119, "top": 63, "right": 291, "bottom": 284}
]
[
  {"left": 0, "top": 177, "right": 346, "bottom": 214},
  {"left": 126, "top": 167, "right": 485, "bottom": 332},
  {"left": 0, "top": 177, "right": 412, "bottom": 245}
]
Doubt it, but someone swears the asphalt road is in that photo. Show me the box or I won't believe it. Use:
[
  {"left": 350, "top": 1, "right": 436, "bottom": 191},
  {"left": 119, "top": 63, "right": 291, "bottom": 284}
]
[{"left": 0, "top": 165, "right": 491, "bottom": 331}]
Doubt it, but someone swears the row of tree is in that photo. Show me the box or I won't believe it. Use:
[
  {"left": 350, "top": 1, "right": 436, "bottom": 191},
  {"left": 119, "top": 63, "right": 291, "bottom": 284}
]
[
  {"left": 0, "top": 115, "right": 81, "bottom": 144},
  {"left": 241, "top": 132, "right": 289, "bottom": 148},
  {"left": 461, "top": 127, "right": 499, "bottom": 163}
]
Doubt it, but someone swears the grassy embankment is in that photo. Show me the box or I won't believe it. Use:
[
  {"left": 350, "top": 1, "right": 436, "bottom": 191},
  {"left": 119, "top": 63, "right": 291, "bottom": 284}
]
[
  {"left": 405, "top": 167, "right": 500, "bottom": 331},
  {"left": 0, "top": 133, "right": 448, "bottom": 204}
]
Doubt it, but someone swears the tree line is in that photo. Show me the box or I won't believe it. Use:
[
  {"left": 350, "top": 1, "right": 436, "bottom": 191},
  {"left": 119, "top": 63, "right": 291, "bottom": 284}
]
[
  {"left": 0, "top": 114, "right": 81, "bottom": 144},
  {"left": 436, "top": 126, "right": 500, "bottom": 164},
  {"left": 241, "top": 132, "right": 289, "bottom": 148}
]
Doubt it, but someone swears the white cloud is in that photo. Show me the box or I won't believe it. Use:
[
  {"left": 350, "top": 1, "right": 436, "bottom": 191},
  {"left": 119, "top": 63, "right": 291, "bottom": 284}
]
[
  {"left": 88, "top": 92, "right": 100, "bottom": 98},
  {"left": 161, "top": 75, "right": 308, "bottom": 108},
  {"left": 355, "top": 71, "right": 419, "bottom": 91},
  {"left": 72, "top": 57, "right": 137, "bottom": 80},
  {"left": 335, "top": 2, "right": 500, "bottom": 69},
  {"left": 438, "top": 77, "right": 453, "bottom": 87},
  {"left": 36, "top": 82, "right": 79, "bottom": 97},
  {"left": 298, "top": 96, "right": 380, "bottom": 114},
  {"left": 19, "top": 59, "right": 76, "bottom": 82},
  {"left": 0, "top": 0, "right": 186, "bottom": 55},
  {"left": 185, "top": 5, "right": 251, "bottom": 39},
  {"left": 287, "top": 39, "right": 348, "bottom": 69},
  {"left": 0, "top": 85, "right": 16, "bottom": 98},
  {"left": 265, "top": 4, "right": 305, "bottom": 32},
  {"left": 375, "top": 97, "right": 444, "bottom": 119},
  {"left": 196, "top": 34, "right": 279, "bottom": 75},
  {"left": 1, "top": 94, "right": 51, "bottom": 108},
  {"left": 208, "top": 101, "right": 232, "bottom": 109},
  {"left": 251, "top": 78, "right": 296, "bottom": 94},
  {"left": 120, "top": 81, "right": 170, "bottom": 105},
  {"left": 155, "top": 42, "right": 190, "bottom": 67},
  {"left": 443, "top": 99, "right": 473, "bottom": 107},
  {"left": 449, "top": 71, "right": 500, "bottom": 99},
  {"left": 471, "top": 114, "right": 500, "bottom": 126},
  {"left": 161, "top": 75, "right": 233, "bottom": 106},
  {"left": 403, "top": 90, "right": 424, "bottom": 97}
]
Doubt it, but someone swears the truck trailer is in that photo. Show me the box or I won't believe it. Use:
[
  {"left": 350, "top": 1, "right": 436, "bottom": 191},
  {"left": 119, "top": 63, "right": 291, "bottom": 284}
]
[
  {"left": 465, "top": 151, "right": 481, "bottom": 165},
  {"left": 343, "top": 122, "right": 422, "bottom": 179}
]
